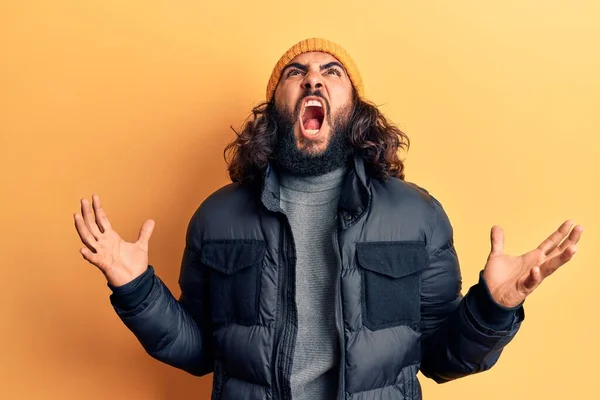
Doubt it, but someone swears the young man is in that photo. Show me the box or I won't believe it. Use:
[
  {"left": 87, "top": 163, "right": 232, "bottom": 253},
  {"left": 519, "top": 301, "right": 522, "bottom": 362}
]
[{"left": 74, "top": 38, "right": 583, "bottom": 400}]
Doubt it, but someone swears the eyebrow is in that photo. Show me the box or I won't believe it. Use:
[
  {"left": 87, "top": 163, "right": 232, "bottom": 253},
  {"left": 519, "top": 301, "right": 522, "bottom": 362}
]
[{"left": 281, "top": 61, "right": 347, "bottom": 77}]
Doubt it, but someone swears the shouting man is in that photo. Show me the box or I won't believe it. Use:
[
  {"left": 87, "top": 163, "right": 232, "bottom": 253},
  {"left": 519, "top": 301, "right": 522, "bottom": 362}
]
[{"left": 74, "top": 38, "right": 583, "bottom": 400}]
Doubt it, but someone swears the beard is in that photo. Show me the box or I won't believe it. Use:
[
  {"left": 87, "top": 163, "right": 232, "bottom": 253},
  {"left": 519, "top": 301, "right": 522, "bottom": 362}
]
[{"left": 271, "top": 90, "right": 354, "bottom": 177}]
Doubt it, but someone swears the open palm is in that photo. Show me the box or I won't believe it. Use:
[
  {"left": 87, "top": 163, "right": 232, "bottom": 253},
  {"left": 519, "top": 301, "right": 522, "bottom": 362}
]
[
  {"left": 74, "top": 194, "right": 155, "bottom": 287},
  {"left": 482, "top": 220, "right": 583, "bottom": 308}
]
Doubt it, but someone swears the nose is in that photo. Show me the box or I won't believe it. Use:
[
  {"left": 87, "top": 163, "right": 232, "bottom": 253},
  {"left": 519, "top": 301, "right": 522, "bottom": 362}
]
[{"left": 302, "top": 70, "right": 323, "bottom": 91}]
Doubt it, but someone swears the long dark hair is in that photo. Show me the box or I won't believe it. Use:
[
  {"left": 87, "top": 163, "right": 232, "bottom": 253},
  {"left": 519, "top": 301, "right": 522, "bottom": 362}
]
[{"left": 223, "top": 90, "right": 410, "bottom": 185}]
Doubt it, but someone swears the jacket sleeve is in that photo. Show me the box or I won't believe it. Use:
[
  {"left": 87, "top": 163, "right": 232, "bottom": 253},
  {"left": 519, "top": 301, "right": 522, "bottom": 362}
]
[
  {"left": 419, "top": 196, "right": 525, "bottom": 383},
  {"left": 109, "top": 213, "right": 214, "bottom": 376}
]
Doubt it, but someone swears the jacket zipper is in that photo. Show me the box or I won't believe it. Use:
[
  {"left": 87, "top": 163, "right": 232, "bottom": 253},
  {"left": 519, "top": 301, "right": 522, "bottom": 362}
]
[
  {"left": 273, "top": 214, "right": 296, "bottom": 400},
  {"left": 271, "top": 219, "right": 286, "bottom": 399},
  {"left": 333, "top": 224, "right": 345, "bottom": 400}
]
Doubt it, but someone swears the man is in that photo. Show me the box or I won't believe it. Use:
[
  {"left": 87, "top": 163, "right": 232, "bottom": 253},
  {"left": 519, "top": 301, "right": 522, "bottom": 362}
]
[{"left": 74, "top": 38, "right": 583, "bottom": 400}]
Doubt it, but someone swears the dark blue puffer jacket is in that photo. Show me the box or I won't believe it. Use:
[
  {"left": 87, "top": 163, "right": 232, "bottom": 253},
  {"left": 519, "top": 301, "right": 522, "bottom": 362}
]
[{"left": 111, "top": 155, "right": 525, "bottom": 399}]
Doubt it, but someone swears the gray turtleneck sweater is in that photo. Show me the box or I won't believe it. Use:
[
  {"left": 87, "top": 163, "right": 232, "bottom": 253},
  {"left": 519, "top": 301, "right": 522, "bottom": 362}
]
[{"left": 278, "top": 167, "right": 347, "bottom": 400}]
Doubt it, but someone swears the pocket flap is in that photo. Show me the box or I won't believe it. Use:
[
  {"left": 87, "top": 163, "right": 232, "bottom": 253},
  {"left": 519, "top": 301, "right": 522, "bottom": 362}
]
[
  {"left": 356, "top": 241, "right": 428, "bottom": 278},
  {"left": 200, "top": 240, "right": 266, "bottom": 275}
]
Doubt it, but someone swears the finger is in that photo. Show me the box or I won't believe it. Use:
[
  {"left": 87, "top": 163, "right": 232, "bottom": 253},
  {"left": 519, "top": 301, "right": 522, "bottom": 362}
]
[
  {"left": 520, "top": 266, "right": 543, "bottom": 292},
  {"left": 92, "top": 194, "right": 112, "bottom": 233},
  {"left": 489, "top": 225, "right": 504, "bottom": 256},
  {"left": 538, "top": 220, "right": 574, "bottom": 256},
  {"left": 81, "top": 197, "right": 103, "bottom": 239},
  {"left": 79, "top": 247, "right": 102, "bottom": 269},
  {"left": 74, "top": 213, "right": 98, "bottom": 252},
  {"left": 554, "top": 224, "right": 584, "bottom": 255},
  {"left": 137, "top": 219, "right": 155, "bottom": 248},
  {"left": 540, "top": 244, "right": 577, "bottom": 277}
]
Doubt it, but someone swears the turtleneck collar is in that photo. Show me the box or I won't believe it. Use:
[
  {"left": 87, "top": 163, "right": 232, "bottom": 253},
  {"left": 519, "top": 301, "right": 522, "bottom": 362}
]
[
  {"left": 260, "top": 155, "right": 372, "bottom": 230},
  {"left": 278, "top": 167, "right": 348, "bottom": 193}
]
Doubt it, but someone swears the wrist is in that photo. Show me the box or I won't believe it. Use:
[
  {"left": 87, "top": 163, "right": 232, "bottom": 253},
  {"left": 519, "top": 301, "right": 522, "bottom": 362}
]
[
  {"left": 108, "top": 265, "right": 155, "bottom": 311},
  {"left": 466, "top": 270, "right": 522, "bottom": 330},
  {"left": 108, "top": 265, "right": 152, "bottom": 293},
  {"left": 107, "top": 266, "right": 149, "bottom": 288}
]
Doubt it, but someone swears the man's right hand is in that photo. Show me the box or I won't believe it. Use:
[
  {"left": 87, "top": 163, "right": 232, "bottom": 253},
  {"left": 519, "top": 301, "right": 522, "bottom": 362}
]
[{"left": 73, "top": 194, "right": 155, "bottom": 287}]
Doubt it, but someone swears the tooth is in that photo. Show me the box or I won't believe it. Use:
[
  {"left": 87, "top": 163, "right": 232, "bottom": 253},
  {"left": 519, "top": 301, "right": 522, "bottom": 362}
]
[
  {"left": 305, "top": 129, "right": 319, "bottom": 135},
  {"left": 303, "top": 99, "right": 323, "bottom": 109}
]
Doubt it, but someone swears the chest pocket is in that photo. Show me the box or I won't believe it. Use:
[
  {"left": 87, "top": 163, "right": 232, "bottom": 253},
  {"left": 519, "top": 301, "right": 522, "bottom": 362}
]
[
  {"left": 356, "top": 241, "right": 429, "bottom": 330},
  {"left": 200, "top": 240, "right": 266, "bottom": 325}
]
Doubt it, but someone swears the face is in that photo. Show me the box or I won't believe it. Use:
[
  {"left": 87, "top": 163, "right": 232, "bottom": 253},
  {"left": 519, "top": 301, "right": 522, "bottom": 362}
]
[{"left": 272, "top": 52, "right": 355, "bottom": 176}]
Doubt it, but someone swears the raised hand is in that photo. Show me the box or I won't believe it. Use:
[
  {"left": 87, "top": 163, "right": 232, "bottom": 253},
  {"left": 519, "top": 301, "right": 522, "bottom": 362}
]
[
  {"left": 73, "top": 194, "right": 155, "bottom": 287},
  {"left": 482, "top": 220, "right": 583, "bottom": 308}
]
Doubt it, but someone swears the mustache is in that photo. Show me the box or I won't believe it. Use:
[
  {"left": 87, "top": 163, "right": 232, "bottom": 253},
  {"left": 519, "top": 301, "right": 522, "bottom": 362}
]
[{"left": 293, "top": 89, "right": 331, "bottom": 119}]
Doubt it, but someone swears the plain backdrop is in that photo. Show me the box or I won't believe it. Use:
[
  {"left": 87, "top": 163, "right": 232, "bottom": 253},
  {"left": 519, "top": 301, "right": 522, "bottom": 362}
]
[{"left": 1, "top": 1, "right": 598, "bottom": 399}]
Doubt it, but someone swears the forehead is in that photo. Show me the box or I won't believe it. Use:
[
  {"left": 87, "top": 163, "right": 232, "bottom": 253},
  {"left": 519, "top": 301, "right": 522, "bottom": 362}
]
[{"left": 287, "top": 51, "right": 343, "bottom": 68}]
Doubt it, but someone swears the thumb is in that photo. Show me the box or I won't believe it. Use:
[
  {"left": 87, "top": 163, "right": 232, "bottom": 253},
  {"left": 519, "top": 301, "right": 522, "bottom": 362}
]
[
  {"left": 490, "top": 225, "right": 504, "bottom": 256},
  {"left": 137, "top": 219, "right": 155, "bottom": 247},
  {"left": 521, "top": 265, "right": 543, "bottom": 293}
]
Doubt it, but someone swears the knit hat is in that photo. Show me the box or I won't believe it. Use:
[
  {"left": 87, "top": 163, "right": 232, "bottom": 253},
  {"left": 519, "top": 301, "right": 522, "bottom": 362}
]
[{"left": 265, "top": 38, "right": 364, "bottom": 102}]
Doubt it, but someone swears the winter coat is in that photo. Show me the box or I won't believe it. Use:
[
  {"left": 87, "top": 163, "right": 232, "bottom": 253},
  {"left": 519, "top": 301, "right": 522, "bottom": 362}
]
[{"left": 112, "top": 155, "right": 525, "bottom": 400}]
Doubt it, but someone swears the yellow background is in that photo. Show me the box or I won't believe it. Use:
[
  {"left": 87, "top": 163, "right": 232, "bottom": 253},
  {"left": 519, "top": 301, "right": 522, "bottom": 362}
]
[{"left": 1, "top": 1, "right": 598, "bottom": 399}]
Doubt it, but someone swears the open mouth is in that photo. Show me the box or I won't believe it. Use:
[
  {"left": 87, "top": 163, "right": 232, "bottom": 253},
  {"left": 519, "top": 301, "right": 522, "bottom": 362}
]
[{"left": 300, "top": 98, "right": 325, "bottom": 137}]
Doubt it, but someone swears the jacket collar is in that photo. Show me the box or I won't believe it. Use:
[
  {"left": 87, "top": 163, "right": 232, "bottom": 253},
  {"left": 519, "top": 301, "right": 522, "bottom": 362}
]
[{"left": 260, "top": 154, "right": 371, "bottom": 228}]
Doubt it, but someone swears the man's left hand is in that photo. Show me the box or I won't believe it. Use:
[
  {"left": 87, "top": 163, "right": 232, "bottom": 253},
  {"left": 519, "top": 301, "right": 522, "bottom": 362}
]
[{"left": 482, "top": 220, "right": 584, "bottom": 308}]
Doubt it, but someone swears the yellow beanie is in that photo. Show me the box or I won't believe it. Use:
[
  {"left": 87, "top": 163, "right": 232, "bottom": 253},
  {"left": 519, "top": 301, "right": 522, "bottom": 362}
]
[{"left": 265, "top": 38, "right": 364, "bottom": 102}]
